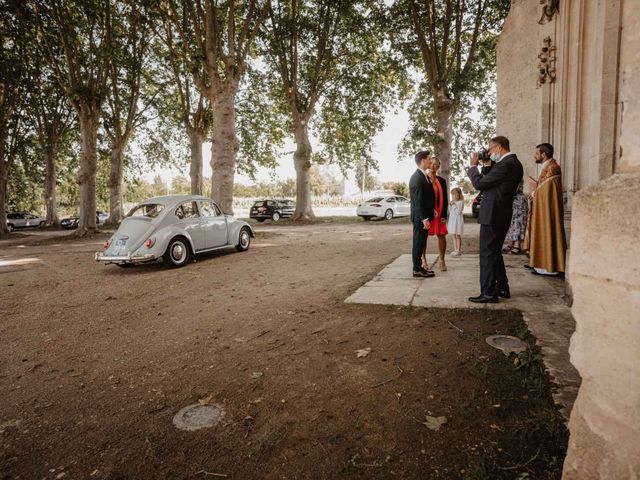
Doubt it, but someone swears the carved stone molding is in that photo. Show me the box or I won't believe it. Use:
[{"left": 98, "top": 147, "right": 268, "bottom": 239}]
[
  {"left": 538, "top": 0, "right": 560, "bottom": 24},
  {"left": 537, "top": 36, "right": 557, "bottom": 87}
]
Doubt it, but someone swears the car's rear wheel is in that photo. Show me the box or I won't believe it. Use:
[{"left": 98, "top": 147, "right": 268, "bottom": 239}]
[
  {"left": 257, "top": 218, "right": 265, "bottom": 223},
  {"left": 236, "top": 227, "right": 251, "bottom": 252},
  {"left": 384, "top": 209, "right": 394, "bottom": 220},
  {"left": 116, "top": 263, "right": 134, "bottom": 268},
  {"left": 359, "top": 216, "right": 371, "bottom": 221},
  {"left": 272, "top": 211, "right": 281, "bottom": 222},
  {"left": 39, "top": 221, "right": 45, "bottom": 228},
  {"left": 164, "top": 237, "right": 190, "bottom": 268},
  {"left": 7, "top": 223, "right": 14, "bottom": 232}
]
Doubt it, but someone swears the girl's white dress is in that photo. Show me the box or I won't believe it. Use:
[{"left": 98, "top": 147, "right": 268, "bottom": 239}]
[{"left": 447, "top": 200, "right": 464, "bottom": 235}]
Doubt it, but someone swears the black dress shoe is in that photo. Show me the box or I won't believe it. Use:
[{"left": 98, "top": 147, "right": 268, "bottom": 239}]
[
  {"left": 497, "top": 290, "right": 511, "bottom": 299},
  {"left": 413, "top": 270, "right": 435, "bottom": 278},
  {"left": 524, "top": 264, "right": 533, "bottom": 269},
  {"left": 468, "top": 294, "right": 499, "bottom": 304}
]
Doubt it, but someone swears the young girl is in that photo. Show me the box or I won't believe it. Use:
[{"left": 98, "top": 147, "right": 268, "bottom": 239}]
[{"left": 447, "top": 187, "right": 464, "bottom": 256}]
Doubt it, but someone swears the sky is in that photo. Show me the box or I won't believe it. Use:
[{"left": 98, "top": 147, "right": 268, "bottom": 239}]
[{"left": 142, "top": 107, "right": 417, "bottom": 188}]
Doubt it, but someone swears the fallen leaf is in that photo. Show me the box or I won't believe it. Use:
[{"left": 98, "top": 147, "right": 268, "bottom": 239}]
[
  {"left": 356, "top": 348, "right": 372, "bottom": 358},
  {"left": 251, "top": 372, "right": 263, "bottom": 379},
  {"left": 198, "top": 395, "right": 213, "bottom": 405},
  {"left": 489, "top": 424, "right": 502, "bottom": 431},
  {"left": 422, "top": 415, "right": 447, "bottom": 431}
]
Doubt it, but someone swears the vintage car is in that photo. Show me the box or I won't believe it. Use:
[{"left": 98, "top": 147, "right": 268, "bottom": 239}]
[{"left": 95, "top": 195, "right": 254, "bottom": 268}]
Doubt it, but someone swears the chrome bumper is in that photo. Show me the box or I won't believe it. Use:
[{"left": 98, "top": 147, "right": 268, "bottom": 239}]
[{"left": 95, "top": 252, "right": 156, "bottom": 263}]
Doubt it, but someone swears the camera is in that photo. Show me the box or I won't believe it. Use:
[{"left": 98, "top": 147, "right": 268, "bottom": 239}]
[{"left": 477, "top": 148, "right": 490, "bottom": 161}]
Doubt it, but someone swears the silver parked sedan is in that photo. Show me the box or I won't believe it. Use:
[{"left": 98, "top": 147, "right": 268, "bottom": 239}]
[{"left": 95, "top": 195, "right": 254, "bottom": 268}]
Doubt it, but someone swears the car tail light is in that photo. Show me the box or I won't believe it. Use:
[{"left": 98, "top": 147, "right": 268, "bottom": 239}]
[
  {"left": 258, "top": 207, "right": 267, "bottom": 212},
  {"left": 371, "top": 204, "right": 381, "bottom": 207},
  {"left": 103, "top": 240, "right": 110, "bottom": 250},
  {"left": 145, "top": 237, "right": 156, "bottom": 248}
]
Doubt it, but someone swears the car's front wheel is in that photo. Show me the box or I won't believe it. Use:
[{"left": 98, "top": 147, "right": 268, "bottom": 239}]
[
  {"left": 39, "top": 221, "right": 45, "bottom": 228},
  {"left": 384, "top": 209, "right": 394, "bottom": 220},
  {"left": 236, "top": 227, "right": 251, "bottom": 252},
  {"left": 272, "top": 211, "right": 281, "bottom": 222},
  {"left": 164, "top": 237, "right": 190, "bottom": 268}
]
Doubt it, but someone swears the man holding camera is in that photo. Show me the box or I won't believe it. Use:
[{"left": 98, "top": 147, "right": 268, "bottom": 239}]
[{"left": 467, "top": 136, "right": 524, "bottom": 303}]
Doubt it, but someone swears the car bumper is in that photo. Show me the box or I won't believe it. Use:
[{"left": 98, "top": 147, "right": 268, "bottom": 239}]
[
  {"left": 357, "top": 209, "right": 383, "bottom": 217},
  {"left": 250, "top": 213, "right": 272, "bottom": 219},
  {"left": 95, "top": 252, "right": 157, "bottom": 264}
]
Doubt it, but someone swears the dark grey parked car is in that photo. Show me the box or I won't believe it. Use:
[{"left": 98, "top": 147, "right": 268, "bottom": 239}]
[{"left": 249, "top": 199, "right": 295, "bottom": 222}]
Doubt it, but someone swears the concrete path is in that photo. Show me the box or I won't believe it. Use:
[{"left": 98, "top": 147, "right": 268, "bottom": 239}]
[{"left": 346, "top": 253, "right": 580, "bottom": 419}]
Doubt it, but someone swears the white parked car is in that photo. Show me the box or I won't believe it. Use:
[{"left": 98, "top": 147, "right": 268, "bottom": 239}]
[
  {"left": 356, "top": 195, "right": 411, "bottom": 221},
  {"left": 6, "top": 212, "right": 46, "bottom": 232}
]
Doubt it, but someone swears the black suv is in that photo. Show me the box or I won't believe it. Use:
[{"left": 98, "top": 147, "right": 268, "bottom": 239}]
[{"left": 250, "top": 199, "right": 295, "bottom": 222}]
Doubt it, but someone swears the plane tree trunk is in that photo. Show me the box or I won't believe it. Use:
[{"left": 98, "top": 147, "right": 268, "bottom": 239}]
[
  {"left": 43, "top": 134, "right": 59, "bottom": 225},
  {"left": 76, "top": 106, "right": 100, "bottom": 235},
  {"left": 210, "top": 87, "right": 239, "bottom": 214},
  {"left": 188, "top": 126, "right": 205, "bottom": 195},
  {"left": 292, "top": 118, "right": 315, "bottom": 220}
]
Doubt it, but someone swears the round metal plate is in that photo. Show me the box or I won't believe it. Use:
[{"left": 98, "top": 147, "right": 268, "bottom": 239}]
[
  {"left": 173, "top": 404, "right": 225, "bottom": 431},
  {"left": 485, "top": 335, "right": 527, "bottom": 353}
]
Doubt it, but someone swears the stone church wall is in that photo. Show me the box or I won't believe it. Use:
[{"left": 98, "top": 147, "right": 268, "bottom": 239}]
[{"left": 496, "top": 1, "right": 640, "bottom": 478}]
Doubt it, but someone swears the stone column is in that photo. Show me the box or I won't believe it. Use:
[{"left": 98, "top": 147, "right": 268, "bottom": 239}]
[{"left": 563, "top": 0, "right": 640, "bottom": 477}]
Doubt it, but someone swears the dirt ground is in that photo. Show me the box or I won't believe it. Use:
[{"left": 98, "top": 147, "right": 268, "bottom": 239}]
[{"left": 0, "top": 219, "right": 567, "bottom": 479}]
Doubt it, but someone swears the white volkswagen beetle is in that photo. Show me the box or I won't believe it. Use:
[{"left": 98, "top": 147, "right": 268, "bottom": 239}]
[
  {"left": 95, "top": 195, "right": 254, "bottom": 268},
  {"left": 356, "top": 195, "right": 411, "bottom": 221}
]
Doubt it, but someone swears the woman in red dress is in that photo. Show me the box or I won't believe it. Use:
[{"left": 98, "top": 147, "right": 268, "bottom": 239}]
[{"left": 422, "top": 157, "right": 449, "bottom": 271}]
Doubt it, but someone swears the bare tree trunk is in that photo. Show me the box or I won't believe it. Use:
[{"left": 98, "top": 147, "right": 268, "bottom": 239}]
[
  {"left": 210, "top": 89, "right": 238, "bottom": 214},
  {"left": 0, "top": 141, "right": 8, "bottom": 235},
  {"left": 292, "top": 120, "right": 315, "bottom": 220},
  {"left": 106, "top": 140, "right": 125, "bottom": 227},
  {"left": 434, "top": 92, "right": 455, "bottom": 184},
  {"left": 76, "top": 108, "right": 99, "bottom": 235},
  {"left": 188, "top": 126, "right": 204, "bottom": 195},
  {"left": 44, "top": 135, "right": 59, "bottom": 226}
]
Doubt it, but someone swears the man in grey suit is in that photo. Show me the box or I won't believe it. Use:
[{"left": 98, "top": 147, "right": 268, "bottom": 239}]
[
  {"left": 409, "top": 151, "right": 435, "bottom": 278},
  {"left": 467, "top": 136, "right": 524, "bottom": 303}
]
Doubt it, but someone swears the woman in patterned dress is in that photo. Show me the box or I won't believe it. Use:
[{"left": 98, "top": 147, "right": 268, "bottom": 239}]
[{"left": 504, "top": 181, "right": 528, "bottom": 254}]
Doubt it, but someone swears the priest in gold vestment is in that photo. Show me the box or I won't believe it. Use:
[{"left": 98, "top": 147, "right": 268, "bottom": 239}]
[{"left": 527, "top": 143, "right": 567, "bottom": 275}]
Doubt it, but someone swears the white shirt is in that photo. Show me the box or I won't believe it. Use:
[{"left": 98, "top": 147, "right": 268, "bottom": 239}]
[{"left": 497, "top": 151, "right": 512, "bottom": 163}]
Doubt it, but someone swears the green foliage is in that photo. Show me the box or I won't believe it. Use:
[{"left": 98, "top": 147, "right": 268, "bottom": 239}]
[
  {"left": 390, "top": 0, "right": 510, "bottom": 173},
  {"left": 389, "top": 181, "right": 409, "bottom": 197},
  {"left": 236, "top": 66, "right": 288, "bottom": 179},
  {"left": 354, "top": 162, "right": 378, "bottom": 193},
  {"left": 263, "top": 0, "right": 401, "bottom": 173}
]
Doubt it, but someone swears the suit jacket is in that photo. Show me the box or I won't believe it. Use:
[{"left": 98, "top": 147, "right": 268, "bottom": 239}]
[
  {"left": 409, "top": 168, "right": 435, "bottom": 223},
  {"left": 467, "top": 153, "right": 524, "bottom": 227},
  {"left": 435, "top": 175, "right": 449, "bottom": 220}
]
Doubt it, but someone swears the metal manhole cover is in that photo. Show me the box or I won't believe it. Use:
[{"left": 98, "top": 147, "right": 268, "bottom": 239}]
[
  {"left": 173, "top": 404, "right": 225, "bottom": 431},
  {"left": 485, "top": 335, "right": 527, "bottom": 353}
]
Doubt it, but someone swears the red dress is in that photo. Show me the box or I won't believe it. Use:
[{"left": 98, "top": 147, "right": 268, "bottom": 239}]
[{"left": 428, "top": 175, "right": 448, "bottom": 236}]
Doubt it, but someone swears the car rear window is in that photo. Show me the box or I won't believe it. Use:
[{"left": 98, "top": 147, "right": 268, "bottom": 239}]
[
  {"left": 127, "top": 204, "right": 164, "bottom": 218},
  {"left": 366, "top": 197, "right": 384, "bottom": 203}
]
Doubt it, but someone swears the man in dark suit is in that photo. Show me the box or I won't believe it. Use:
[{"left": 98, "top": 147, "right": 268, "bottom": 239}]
[
  {"left": 409, "top": 151, "right": 436, "bottom": 278},
  {"left": 467, "top": 136, "right": 524, "bottom": 303}
]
